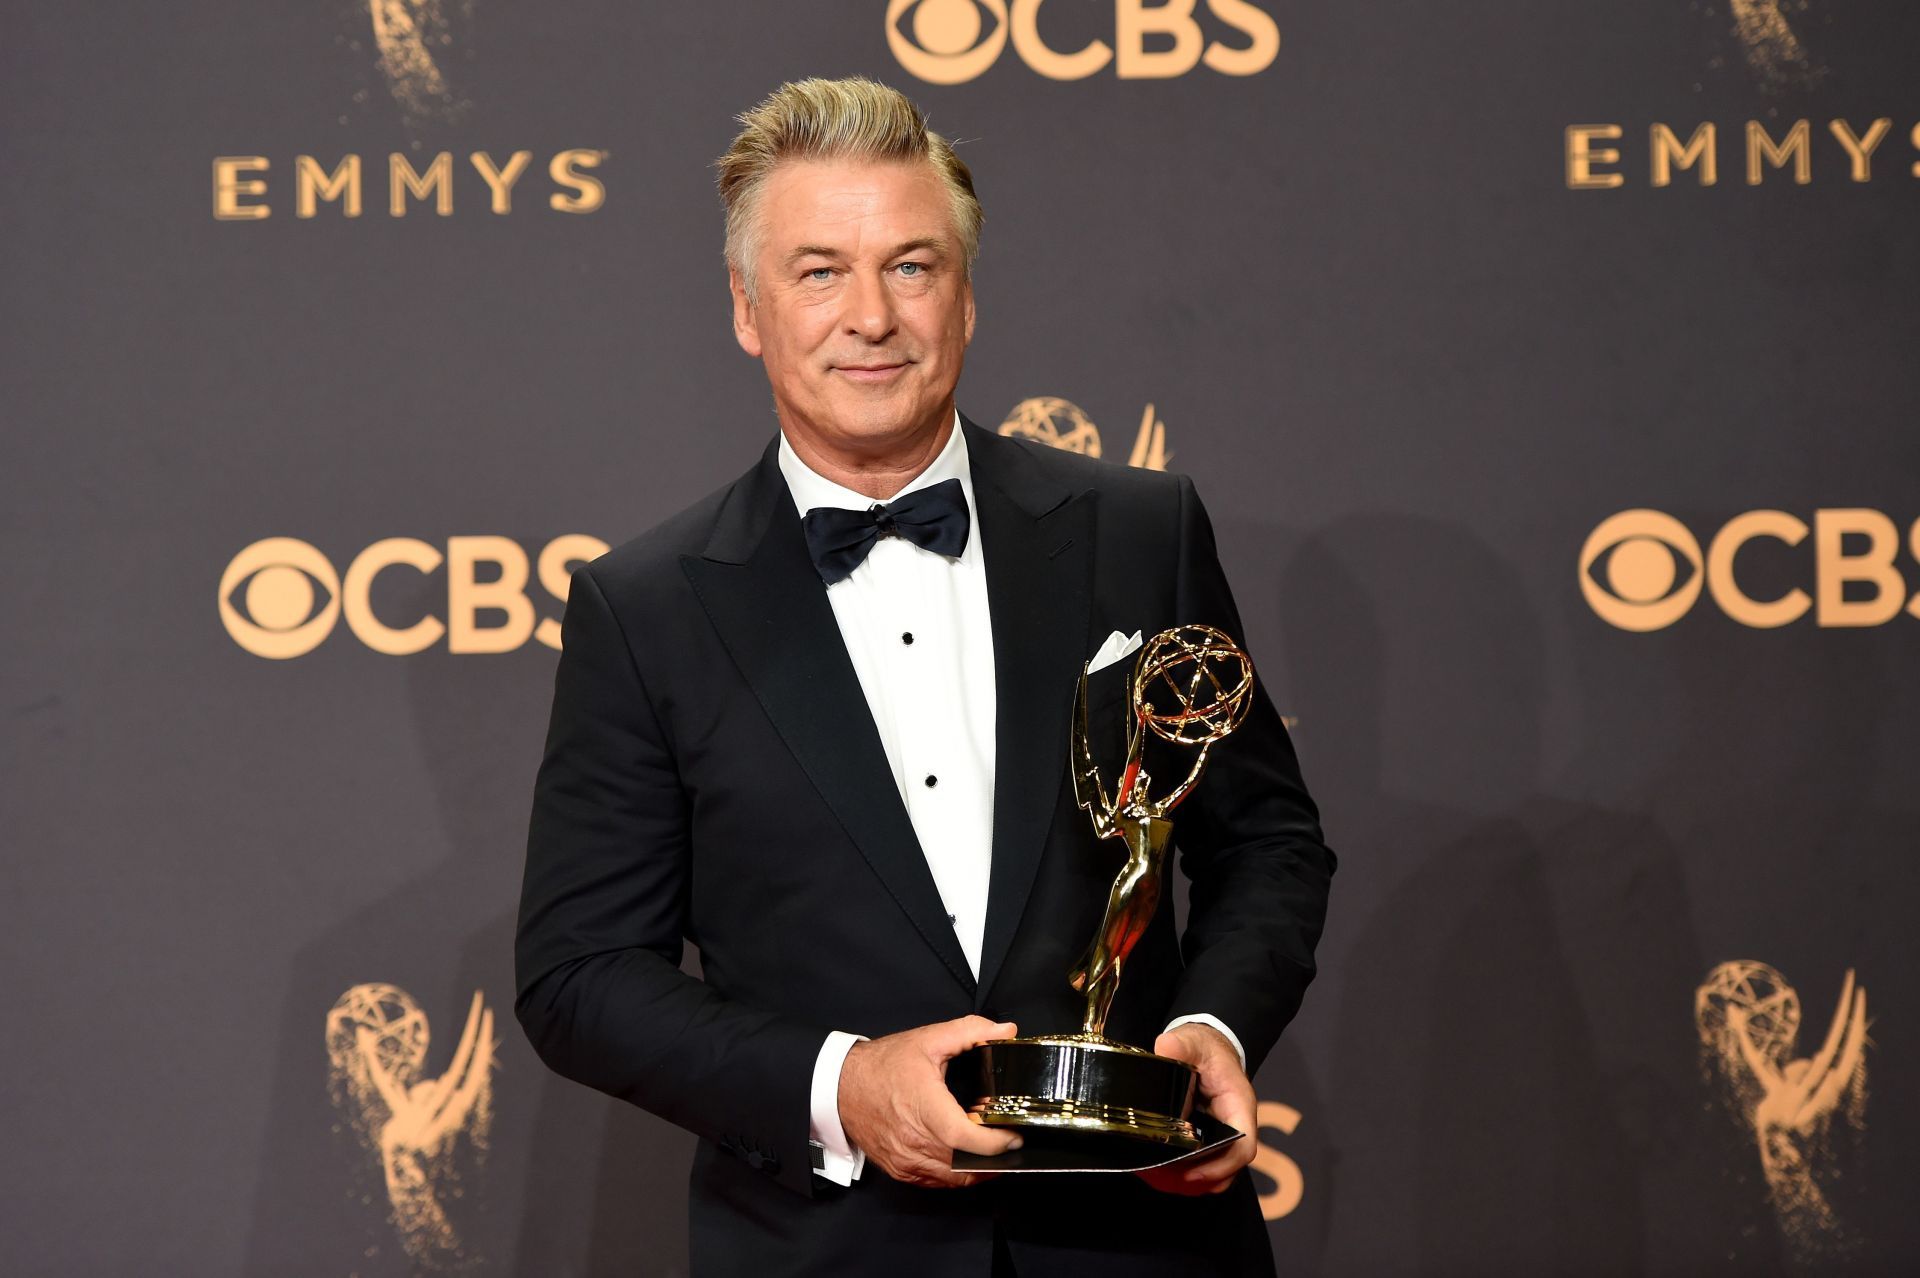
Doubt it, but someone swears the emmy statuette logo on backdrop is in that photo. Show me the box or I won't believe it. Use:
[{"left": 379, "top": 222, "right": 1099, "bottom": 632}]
[
  {"left": 999, "top": 396, "right": 1171, "bottom": 470},
  {"left": 1695, "top": 962, "right": 1870, "bottom": 1261},
  {"left": 326, "top": 985, "right": 498, "bottom": 1268}
]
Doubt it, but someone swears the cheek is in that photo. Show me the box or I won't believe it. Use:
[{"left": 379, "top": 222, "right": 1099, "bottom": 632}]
[
  {"left": 903, "top": 302, "right": 966, "bottom": 356},
  {"left": 767, "top": 316, "right": 831, "bottom": 370}
]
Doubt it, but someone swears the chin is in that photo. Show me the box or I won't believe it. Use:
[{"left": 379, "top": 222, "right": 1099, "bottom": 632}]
[{"left": 823, "top": 397, "right": 941, "bottom": 443}]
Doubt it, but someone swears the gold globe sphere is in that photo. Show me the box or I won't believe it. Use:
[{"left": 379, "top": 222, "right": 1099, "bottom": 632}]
[{"left": 1131, "top": 624, "right": 1254, "bottom": 746}]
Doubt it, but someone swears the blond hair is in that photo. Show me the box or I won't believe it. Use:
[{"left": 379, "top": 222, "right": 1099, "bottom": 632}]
[{"left": 716, "top": 76, "right": 982, "bottom": 301}]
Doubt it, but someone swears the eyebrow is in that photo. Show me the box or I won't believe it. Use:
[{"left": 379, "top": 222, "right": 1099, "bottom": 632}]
[{"left": 782, "top": 237, "right": 953, "bottom": 267}]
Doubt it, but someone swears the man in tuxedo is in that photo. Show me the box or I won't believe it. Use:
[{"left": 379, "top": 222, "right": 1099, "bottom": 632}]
[{"left": 515, "top": 77, "right": 1334, "bottom": 1275}]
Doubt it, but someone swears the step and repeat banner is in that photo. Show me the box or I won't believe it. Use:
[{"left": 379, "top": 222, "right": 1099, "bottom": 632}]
[{"left": 4, "top": 2, "right": 1916, "bottom": 1274}]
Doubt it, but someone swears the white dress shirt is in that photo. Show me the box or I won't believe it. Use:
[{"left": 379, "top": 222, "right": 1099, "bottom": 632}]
[{"left": 778, "top": 412, "right": 1244, "bottom": 1186}]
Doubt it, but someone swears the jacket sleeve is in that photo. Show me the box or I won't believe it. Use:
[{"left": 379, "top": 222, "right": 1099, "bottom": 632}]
[
  {"left": 514, "top": 562, "right": 828, "bottom": 1196},
  {"left": 1163, "top": 475, "right": 1337, "bottom": 1075}
]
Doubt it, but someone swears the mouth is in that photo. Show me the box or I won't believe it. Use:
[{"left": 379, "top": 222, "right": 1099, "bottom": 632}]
[{"left": 833, "top": 361, "right": 909, "bottom": 384}]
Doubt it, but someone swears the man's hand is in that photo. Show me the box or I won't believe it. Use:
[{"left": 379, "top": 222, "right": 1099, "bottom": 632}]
[
  {"left": 838, "top": 1016, "right": 1023, "bottom": 1188},
  {"left": 1136, "top": 1022, "right": 1257, "bottom": 1195}
]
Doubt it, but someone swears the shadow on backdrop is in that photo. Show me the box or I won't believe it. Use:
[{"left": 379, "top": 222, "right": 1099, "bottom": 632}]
[
  {"left": 243, "top": 567, "right": 695, "bottom": 1277},
  {"left": 1276, "top": 514, "right": 1744, "bottom": 1278}
]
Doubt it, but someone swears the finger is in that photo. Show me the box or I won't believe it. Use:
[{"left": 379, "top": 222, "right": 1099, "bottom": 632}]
[
  {"left": 944, "top": 1110, "right": 1025, "bottom": 1158},
  {"left": 1136, "top": 1163, "right": 1215, "bottom": 1197},
  {"left": 1155, "top": 1024, "right": 1234, "bottom": 1071},
  {"left": 929, "top": 1017, "right": 1018, "bottom": 1061},
  {"left": 1181, "top": 1137, "right": 1256, "bottom": 1183},
  {"left": 1181, "top": 1084, "right": 1256, "bottom": 1184},
  {"left": 1203, "top": 1080, "right": 1256, "bottom": 1133}
]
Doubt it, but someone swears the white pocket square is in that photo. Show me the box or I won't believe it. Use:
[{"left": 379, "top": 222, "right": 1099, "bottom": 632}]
[{"left": 1087, "top": 629, "right": 1142, "bottom": 674}]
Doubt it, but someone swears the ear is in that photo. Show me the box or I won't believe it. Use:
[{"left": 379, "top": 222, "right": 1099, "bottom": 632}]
[
  {"left": 962, "top": 275, "right": 976, "bottom": 348},
  {"left": 729, "top": 266, "right": 762, "bottom": 357}
]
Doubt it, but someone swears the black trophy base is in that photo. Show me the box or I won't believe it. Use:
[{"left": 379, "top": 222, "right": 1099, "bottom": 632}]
[{"left": 947, "top": 1033, "right": 1203, "bottom": 1151}]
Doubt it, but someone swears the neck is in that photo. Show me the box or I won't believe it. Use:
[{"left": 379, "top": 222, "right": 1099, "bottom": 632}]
[{"left": 780, "top": 408, "right": 956, "bottom": 501}]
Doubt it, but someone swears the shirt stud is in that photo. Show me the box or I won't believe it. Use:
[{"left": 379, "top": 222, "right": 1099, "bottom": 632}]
[
  {"left": 924, "top": 774, "right": 938, "bottom": 788},
  {"left": 902, "top": 631, "right": 914, "bottom": 645}
]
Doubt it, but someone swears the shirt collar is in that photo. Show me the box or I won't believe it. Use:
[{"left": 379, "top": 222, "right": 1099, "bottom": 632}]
[{"left": 777, "top": 408, "right": 971, "bottom": 517}]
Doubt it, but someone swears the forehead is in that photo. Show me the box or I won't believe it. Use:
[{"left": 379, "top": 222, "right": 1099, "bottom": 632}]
[{"left": 756, "top": 158, "right": 955, "bottom": 251}]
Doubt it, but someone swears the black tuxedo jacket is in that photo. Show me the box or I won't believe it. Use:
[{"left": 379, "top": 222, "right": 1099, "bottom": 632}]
[{"left": 516, "top": 416, "right": 1334, "bottom": 1276}]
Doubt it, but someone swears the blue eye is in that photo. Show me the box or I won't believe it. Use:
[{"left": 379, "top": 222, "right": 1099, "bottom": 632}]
[
  {"left": 807, "top": 267, "right": 832, "bottom": 281},
  {"left": 898, "top": 262, "right": 922, "bottom": 277}
]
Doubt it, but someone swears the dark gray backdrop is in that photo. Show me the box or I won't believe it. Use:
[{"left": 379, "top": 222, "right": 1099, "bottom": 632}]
[{"left": 4, "top": 2, "right": 1917, "bottom": 1274}]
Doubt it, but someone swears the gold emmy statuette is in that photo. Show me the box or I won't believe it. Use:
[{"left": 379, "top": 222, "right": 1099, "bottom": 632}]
[{"left": 948, "top": 624, "right": 1255, "bottom": 1165}]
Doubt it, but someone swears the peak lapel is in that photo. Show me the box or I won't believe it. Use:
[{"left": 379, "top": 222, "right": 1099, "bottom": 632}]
[
  {"left": 680, "top": 440, "right": 977, "bottom": 995},
  {"left": 964, "top": 419, "right": 1095, "bottom": 1004}
]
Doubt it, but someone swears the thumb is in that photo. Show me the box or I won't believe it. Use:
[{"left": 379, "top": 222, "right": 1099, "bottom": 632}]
[
  {"left": 946, "top": 1109, "right": 1025, "bottom": 1158},
  {"left": 1153, "top": 1028, "right": 1201, "bottom": 1063},
  {"left": 928, "top": 1017, "right": 1017, "bottom": 1062}
]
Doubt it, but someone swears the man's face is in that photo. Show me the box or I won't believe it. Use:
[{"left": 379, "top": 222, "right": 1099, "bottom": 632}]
[{"left": 730, "top": 158, "right": 975, "bottom": 459}]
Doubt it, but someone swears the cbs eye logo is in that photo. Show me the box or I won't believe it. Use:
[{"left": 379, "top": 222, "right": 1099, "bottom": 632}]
[
  {"left": 888, "top": 0, "right": 1008, "bottom": 84},
  {"left": 886, "top": 0, "right": 1279, "bottom": 85},
  {"left": 1578, "top": 511, "right": 1703, "bottom": 631},
  {"left": 1580, "top": 508, "right": 1920, "bottom": 631},
  {"left": 219, "top": 534, "right": 608, "bottom": 658}
]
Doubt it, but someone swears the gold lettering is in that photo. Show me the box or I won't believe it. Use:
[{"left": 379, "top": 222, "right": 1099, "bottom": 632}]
[
  {"left": 1651, "top": 123, "right": 1717, "bottom": 187},
  {"left": 1252, "top": 1101, "right": 1304, "bottom": 1221},
  {"left": 1912, "top": 122, "right": 1920, "bottom": 179},
  {"left": 1827, "top": 119, "right": 1893, "bottom": 181},
  {"left": 213, "top": 156, "right": 271, "bottom": 220},
  {"left": 1909, "top": 518, "right": 1920, "bottom": 620},
  {"left": 1115, "top": 0, "right": 1204, "bottom": 79},
  {"left": 447, "top": 536, "right": 536, "bottom": 653},
  {"left": 535, "top": 535, "right": 611, "bottom": 650},
  {"left": 1746, "top": 119, "right": 1811, "bottom": 185},
  {"left": 1707, "top": 511, "right": 1811, "bottom": 628},
  {"left": 1201, "top": 0, "right": 1279, "bottom": 76},
  {"left": 343, "top": 538, "right": 445, "bottom": 655},
  {"left": 1009, "top": 0, "right": 1111, "bottom": 80},
  {"left": 1814, "top": 509, "right": 1904, "bottom": 627},
  {"left": 470, "top": 150, "right": 534, "bottom": 214},
  {"left": 295, "top": 155, "right": 363, "bottom": 219},
  {"left": 389, "top": 151, "right": 454, "bottom": 217},
  {"left": 1565, "top": 126, "right": 1623, "bottom": 190},
  {"left": 549, "top": 149, "right": 607, "bottom": 214}
]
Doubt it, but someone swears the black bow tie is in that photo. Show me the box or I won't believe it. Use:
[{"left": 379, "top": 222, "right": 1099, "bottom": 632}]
[{"left": 801, "top": 477, "right": 971, "bottom": 584}]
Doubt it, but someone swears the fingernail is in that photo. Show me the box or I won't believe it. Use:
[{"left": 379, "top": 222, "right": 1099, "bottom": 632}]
[{"left": 1007, "top": 1136, "right": 1024, "bottom": 1150}]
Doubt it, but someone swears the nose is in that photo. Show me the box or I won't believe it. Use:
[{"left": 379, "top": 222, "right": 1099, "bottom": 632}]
[{"left": 842, "top": 267, "right": 898, "bottom": 343}]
